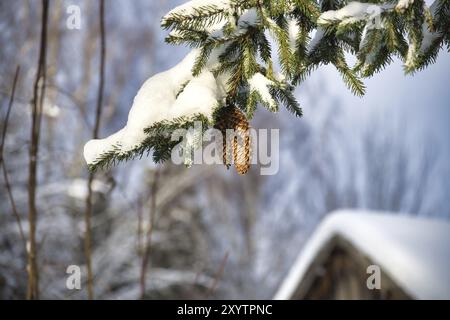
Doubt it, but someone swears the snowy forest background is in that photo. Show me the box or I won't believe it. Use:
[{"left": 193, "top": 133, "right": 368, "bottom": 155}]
[{"left": 0, "top": 0, "right": 449, "bottom": 299}]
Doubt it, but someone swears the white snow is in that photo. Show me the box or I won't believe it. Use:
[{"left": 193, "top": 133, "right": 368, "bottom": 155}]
[
  {"left": 396, "top": 0, "right": 415, "bottom": 12},
  {"left": 83, "top": 50, "right": 227, "bottom": 166},
  {"left": 317, "top": 1, "right": 396, "bottom": 26},
  {"left": 405, "top": 41, "right": 418, "bottom": 69},
  {"left": 173, "top": 71, "right": 220, "bottom": 117},
  {"left": 288, "top": 19, "right": 299, "bottom": 52},
  {"left": 248, "top": 73, "right": 277, "bottom": 109},
  {"left": 237, "top": 8, "right": 259, "bottom": 27},
  {"left": 359, "top": 22, "right": 373, "bottom": 50},
  {"left": 307, "top": 28, "right": 326, "bottom": 53},
  {"left": 274, "top": 210, "right": 450, "bottom": 300},
  {"left": 318, "top": 2, "right": 379, "bottom": 25},
  {"left": 419, "top": 0, "right": 442, "bottom": 53},
  {"left": 359, "top": 24, "right": 381, "bottom": 70}
]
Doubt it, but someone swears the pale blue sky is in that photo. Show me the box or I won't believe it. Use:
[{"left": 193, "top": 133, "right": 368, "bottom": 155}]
[{"left": 299, "top": 52, "right": 450, "bottom": 155}]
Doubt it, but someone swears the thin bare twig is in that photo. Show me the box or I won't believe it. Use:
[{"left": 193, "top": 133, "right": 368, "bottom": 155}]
[
  {"left": 0, "top": 66, "right": 20, "bottom": 164},
  {"left": 207, "top": 251, "right": 229, "bottom": 298},
  {"left": 136, "top": 196, "right": 144, "bottom": 257},
  {"left": 140, "top": 168, "right": 160, "bottom": 300},
  {"left": 27, "top": 0, "right": 49, "bottom": 300},
  {"left": 84, "top": 0, "right": 106, "bottom": 300},
  {"left": 0, "top": 66, "right": 26, "bottom": 246}
]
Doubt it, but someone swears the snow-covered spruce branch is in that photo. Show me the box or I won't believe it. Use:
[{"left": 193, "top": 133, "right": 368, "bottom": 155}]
[{"left": 84, "top": 0, "right": 449, "bottom": 171}]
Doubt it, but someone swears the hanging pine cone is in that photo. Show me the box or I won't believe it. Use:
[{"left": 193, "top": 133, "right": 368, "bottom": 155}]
[{"left": 214, "top": 106, "right": 251, "bottom": 175}]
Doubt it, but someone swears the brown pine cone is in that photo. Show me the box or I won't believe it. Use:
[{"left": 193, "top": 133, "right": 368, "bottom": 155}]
[{"left": 214, "top": 106, "right": 251, "bottom": 175}]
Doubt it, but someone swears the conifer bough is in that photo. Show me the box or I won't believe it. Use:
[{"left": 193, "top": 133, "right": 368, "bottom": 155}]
[{"left": 83, "top": 0, "right": 449, "bottom": 172}]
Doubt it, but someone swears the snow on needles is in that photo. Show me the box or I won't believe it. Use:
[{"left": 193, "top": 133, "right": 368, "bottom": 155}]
[
  {"left": 420, "top": 0, "right": 443, "bottom": 52},
  {"left": 248, "top": 73, "right": 277, "bottom": 110},
  {"left": 318, "top": 2, "right": 379, "bottom": 25},
  {"left": 288, "top": 19, "right": 299, "bottom": 52},
  {"left": 307, "top": 27, "right": 326, "bottom": 53},
  {"left": 163, "top": 0, "right": 231, "bottom": 19},
  {"left": 317, "top": 1, "right": 398, "bottom": 26},
  {"left": 396, "top": 0, "right": 415, "bottom": 12},
  {"left": 83, "top": 50, "right": 226, "bottom": 166}
]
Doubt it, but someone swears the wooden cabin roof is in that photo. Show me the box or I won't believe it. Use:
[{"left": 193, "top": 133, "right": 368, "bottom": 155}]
[{"left": 274, "top": 210, "right": 450, "bottom": 300}]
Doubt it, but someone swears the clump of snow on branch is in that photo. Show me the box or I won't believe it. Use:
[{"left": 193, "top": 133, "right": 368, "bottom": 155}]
[
  {"left": 317, "top": 1, "right": 396, "bottom": 26},
  {"left": 396, "top": 0, "right": 415, "bottom": 12},
  {"left": 405, "top": 0, "right": 442, "bottom": 69},
  {"left": 318, "top": 2, "right": 377, "bottom": 25},
  {"left": 248, "top": 73, "right": 277, "bottom": 110},
  {"left": 84, "top": 51, "right": 225, "bottom": 166},
  {"left": 419, "top": 0, "right": 443, "bottom": 52},
  {"left": 288, "top": 19, "right": 299, "bottom": 52},
  {"left": 307, "top": 27, "right": 326, "bottom": 53}
]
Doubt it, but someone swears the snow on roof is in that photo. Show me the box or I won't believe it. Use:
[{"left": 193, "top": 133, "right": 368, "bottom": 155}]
[{"left": 274, "top": 210, "right": 450, "bottom": 300}]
